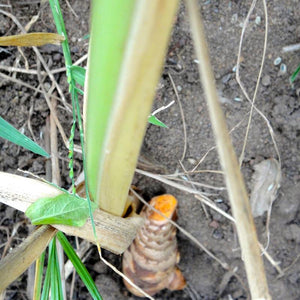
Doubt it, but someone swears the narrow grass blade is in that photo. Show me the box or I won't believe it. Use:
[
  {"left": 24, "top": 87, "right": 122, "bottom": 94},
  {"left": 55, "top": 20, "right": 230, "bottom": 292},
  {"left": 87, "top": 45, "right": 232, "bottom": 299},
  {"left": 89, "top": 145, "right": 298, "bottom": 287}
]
[
  {"left": 290, "top": 63, "right": 300, "bottom": 83},
  {"left": 70, "top": 65, "right": 86, "bottom": 87},
  {"left": 33, "top": 251, "right": 45, "bottom": 300},
  {"left": 49, "top": 0, "right": 99, "bottom": 242},
  {"left": 0, "top": 116, "right": 49, "bottom": 157},
  {"left": 148, "top": 115, "right": 168, "bottom": 128},
  {"left": 57, "top": 232, "right": 103, "bottom": 300},
  {"left": 49, "top": 238, "right": 64, "bottom": 300},
  {"left": 40, "top": 257, "right": 51, "bottom": 300},
  {"left": 49, "top": 0, "right": 72, "bottom": 68}
]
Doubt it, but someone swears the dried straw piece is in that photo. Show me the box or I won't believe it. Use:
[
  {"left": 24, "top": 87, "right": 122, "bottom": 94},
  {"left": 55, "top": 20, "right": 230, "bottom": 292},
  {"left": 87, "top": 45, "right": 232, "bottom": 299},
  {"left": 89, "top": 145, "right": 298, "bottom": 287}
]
[
  {"left": 250, "top": 158, "right": 281, "bottom": 217},
  {"left": 0, "top": 33, "right": 64, "bottom": 47},
  {"left": 122, "top": 195, "right": 186, "bottom": 297}
]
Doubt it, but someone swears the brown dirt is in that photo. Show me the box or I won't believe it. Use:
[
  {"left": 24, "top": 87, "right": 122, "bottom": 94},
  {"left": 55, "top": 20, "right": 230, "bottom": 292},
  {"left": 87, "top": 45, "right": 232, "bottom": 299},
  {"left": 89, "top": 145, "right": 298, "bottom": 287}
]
[{"left": 0, "top": 1, "right": 299, "bottom": 299}]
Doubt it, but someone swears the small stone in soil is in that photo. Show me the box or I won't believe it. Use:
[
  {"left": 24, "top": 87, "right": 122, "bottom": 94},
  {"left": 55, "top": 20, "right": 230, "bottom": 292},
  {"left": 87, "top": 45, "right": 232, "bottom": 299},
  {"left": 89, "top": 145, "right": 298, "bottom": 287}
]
[
  {"left": 255, "top": 16, "right": 261, "bottom": 25},
  {"left": 92, "top": 261, "right": 108, "bottom": 274},
  {"left": 209, "top": 220, "right": 219, "bottom": 229},
  {"left": 222, "top": 73, "right": 232, "bottom": 84},
  {"left": 177, "top": 85, "right": 182, "bottom": 92},
  {"left": 262, "top": 75, "right": 271, "bottom": 86},
  {"left": 53, "top": 53, "right": 61, "bottom": 62},
  {"left": 187, "top": 157, "right": 197, "bottom": 165},
  {"left": 274, "top": 57, "right": 282, "bottom": 65},
  {"left": 278, "top": 63, "right": 287, "bottom": 75},
  {"left": 283, "top": 224, "right": 300, "bottom": 243},
  {"left": 233, "top": 97, "right": 242, "bottom": 102},
  {"left": 212, "top": 228, "right": 224, "bottom": 240}
]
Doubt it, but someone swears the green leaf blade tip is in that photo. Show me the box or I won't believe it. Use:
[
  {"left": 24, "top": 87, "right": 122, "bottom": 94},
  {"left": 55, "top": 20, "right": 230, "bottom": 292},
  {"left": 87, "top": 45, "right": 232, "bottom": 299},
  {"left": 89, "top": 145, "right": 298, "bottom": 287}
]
[{"left": 0, "top": 116, "right": 49, "bottom": 157}]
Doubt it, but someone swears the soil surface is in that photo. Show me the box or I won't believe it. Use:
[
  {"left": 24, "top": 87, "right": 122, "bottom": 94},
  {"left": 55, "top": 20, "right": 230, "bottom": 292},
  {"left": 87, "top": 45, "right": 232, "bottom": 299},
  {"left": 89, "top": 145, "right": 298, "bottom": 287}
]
[{"left": 0, "top": 1, "right": 299, "bottom": 300}]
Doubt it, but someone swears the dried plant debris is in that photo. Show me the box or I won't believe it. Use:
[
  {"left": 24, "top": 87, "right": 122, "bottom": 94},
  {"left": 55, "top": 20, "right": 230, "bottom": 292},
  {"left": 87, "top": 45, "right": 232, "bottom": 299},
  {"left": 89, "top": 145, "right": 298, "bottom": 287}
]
[
  {"left": 250, "top": 158, "right": 281, "bottom": 217},
  {"left": 122, "top": 194, "right": 186, "bottom": 297}
]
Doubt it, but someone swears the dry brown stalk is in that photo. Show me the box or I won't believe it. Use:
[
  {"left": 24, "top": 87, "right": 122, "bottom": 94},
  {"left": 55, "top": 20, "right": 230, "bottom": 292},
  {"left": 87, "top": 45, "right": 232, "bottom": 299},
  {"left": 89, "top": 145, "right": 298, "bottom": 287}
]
[
  {"left": 0, "top": 33, "right": 64, "bottom": 47},
  {"left": 186, "top": 0, "right": 271, "bottom": 298},
  {"left": 0, "top": 225, "right": 57, "bottom": 292}
]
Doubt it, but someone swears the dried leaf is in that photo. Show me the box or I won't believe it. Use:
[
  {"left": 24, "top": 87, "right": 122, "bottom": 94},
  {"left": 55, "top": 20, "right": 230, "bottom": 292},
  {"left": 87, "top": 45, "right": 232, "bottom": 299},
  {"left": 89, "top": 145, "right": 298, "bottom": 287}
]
[
  {"left": 122, "top": 195, "right": 186, "bottom": 297},
  {"left": 250, "top": 158, "right": 281, "bottom": 217},
  {"left": 0, "top": 33, "right": 64, "bottom": 47}
]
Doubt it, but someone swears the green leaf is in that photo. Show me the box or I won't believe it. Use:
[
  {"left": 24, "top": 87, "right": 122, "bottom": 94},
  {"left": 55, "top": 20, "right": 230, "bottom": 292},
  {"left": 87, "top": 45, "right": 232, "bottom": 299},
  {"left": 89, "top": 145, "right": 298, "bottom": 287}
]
[
  {"left": 290, "top": 63, "right": 300, "bottom": 83},
  {"left": 41, "top": 238, "right": 64, "bottom": 300},
  {"left": 70, "top": 65, "right": 86, "bottom": 87},
  {"left": 57, "top": 232, "right": 103, "bottom": 300},
  {"left": 0, "top": 116, "right": 49, "bottom": 157},
  {"left": 26, "top": 193, "right": 97, "bottom": 227},
  {"left": 50, "top": 238, "right": 64, "bottom": 300},
  {"left": 40, "top": 248, "right": 51, "bottom": 300},
  {"left": 148, "top": 115, "right": 168, "bottom": 128},
  {"left": 75, "top": 86, "right": 84, "bottom": 95}
]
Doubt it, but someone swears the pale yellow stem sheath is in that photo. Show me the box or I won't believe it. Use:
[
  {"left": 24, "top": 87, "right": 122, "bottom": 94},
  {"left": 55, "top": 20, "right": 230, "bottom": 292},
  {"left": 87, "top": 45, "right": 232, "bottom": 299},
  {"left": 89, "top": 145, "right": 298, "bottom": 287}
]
[
  {"left": 186, "top": 1, "right": 271, "bottom": 299},
  {"left": 0, "top": 172, "right": 143, "bottom": 254},
  {"left": 96, "top": 0, "right": 179, "bottom": 215}
]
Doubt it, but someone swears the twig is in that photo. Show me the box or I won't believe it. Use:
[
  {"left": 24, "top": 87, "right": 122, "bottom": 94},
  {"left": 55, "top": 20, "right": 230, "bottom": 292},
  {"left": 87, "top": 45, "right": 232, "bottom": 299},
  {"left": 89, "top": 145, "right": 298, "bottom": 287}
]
[
  {"left": 36, "top": 59, "right": 69, "bottom": 149},
  {"left": 277, "top": 253, "right": 300, "bottom": 279},
  {"left": 50, "top": 97, "right": 61, "bottom": 186},
  {"left": 282, "top": 43, "right": 300, "bottom": 53},
  {"left": 191, "top": 112, "right": 250, "bottom": 173},
  {"left": 12, "top": 15, "right": 38, "bottom": 78},
  {"left": 0, "top": 71, "right": 60, "bottom": 100},
  {"left": 0, "top": 225, "right": 57, "bottom": 292},
  {"left": 179, "top": 160, "right": 209, "bottom": 217},
  {"left": 259, "top": 243, "right": 284, "bottom": 276},
  {"left": 45, "top": 118, "right": 52, "bottom": 180},
  {"left": 17, "top": 46, "right": 29, "bottom": 70},
  {"left": 163, "top": 175, "right": 226, "bottom": 191},
  {"left": 236, "top": 0, "right": 267, "bottom": 166},
  {"left": 235, "top": 0, "right": 281, "bottom": 167},
  {"left": 1, "top": 222, "right": 23, "bottom": 259},
  {"left": 136, "top": 168, "right": 232, "bottom": 220},
  {"left": 0, "top": 53, "right": 88, "bottom": 75},
  {"left": 65, "top": 0, "right": 79, "bottom": 18},
  {"left": 186, "top": 1, "right": 270, "bottom": 298},
  {"left": 27, "top": 102, "right": 37, "bottom": 143},
  {"left": 151, "top": 100, "right": 175, "bottom": 116},
  {"left": 168, "top": 73, "right": 187, "bottom": 162},
  {"left": 49, "top": 96, "right": 66, "bottom": 298},
  {"left": 163, "top": 169, "right": 223, "bottom": 176}
]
